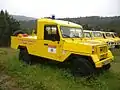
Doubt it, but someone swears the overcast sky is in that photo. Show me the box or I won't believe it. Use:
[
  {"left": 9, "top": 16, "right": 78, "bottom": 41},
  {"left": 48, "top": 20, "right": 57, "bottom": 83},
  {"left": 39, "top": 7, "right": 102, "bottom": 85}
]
[{"left": 0, "top": 0, "right": 120, "bottom": 18}]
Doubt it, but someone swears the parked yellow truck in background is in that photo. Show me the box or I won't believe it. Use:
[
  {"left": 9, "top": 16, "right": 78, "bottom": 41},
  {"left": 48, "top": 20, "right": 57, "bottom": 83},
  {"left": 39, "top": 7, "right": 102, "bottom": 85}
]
[
  {"left": 83, "top": 30, "right": 116, "bottom": 49},
  {"left": 101, "top": 31, "right": 119, "bottom": 48},
  {"left": 107, "top": 32, "right": 120, "bottom": 48},
  {"left": 11, "top": 16, "right": 114, "bottom": 76}
]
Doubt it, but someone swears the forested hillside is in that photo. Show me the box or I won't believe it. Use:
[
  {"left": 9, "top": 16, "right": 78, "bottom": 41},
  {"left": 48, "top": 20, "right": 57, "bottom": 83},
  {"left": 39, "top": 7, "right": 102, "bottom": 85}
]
[
  {"left": 19, "top": 16, "right": 120, "bottom": 33},
  {"left": 59, "top": 16, "right": 120, "bottom": 33},
  {"left": 12, "top": 15, "right": 36, "bottom": 21}
]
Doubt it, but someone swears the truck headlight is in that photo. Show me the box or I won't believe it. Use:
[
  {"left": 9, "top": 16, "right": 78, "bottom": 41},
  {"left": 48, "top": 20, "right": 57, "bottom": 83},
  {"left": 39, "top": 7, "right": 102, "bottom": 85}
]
[{"left": 92, "top": 46, "right": 95, "bottom": 54}]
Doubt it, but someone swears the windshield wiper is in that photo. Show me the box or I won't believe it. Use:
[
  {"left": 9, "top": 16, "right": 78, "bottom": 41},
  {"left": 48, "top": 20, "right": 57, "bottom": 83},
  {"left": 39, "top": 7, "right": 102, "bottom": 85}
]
[
  {"left": 62, "top": 34, "right": 74, "bottom": 41},
  {"left": 62, "top": 34, "right": 70, "bottom": 38}
]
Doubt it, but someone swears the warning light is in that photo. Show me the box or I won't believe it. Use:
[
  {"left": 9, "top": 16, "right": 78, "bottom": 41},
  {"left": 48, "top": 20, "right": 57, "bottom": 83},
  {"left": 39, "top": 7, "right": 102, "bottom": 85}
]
[
  {"left": 52, "top": 15, "right": 55, "bottom": 19},
  {"left": 44, "top": 15, "right": 55, "bottom": 19}
]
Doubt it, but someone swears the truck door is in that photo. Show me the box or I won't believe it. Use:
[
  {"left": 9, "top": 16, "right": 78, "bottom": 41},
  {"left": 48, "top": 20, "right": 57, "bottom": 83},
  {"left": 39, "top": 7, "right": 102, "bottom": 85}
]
[{"left": 43, "top": 25, "right": 61, "bottom": 61}]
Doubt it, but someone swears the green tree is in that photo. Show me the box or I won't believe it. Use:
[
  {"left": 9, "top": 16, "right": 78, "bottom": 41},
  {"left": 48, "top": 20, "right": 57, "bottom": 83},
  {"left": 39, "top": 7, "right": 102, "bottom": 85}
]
[
  {"left": 82, "top": 24, "right": 92, "bottom": 30},
  {"left": 0, "top": 10, "right": 20, "bottom": 47}
]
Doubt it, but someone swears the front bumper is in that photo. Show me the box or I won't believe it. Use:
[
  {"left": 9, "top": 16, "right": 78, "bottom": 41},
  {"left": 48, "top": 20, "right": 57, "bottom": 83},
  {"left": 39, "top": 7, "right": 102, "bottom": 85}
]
[
  {"left": 95, "top": 57, "right": 114, "bottom": 68},
  {"left": 91, "top": 50, "right": 114, "bottom": 68}
]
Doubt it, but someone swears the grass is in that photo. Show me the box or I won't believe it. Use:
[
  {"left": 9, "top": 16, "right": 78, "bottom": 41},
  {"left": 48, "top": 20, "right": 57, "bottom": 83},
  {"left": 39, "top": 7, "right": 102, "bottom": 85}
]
[{"left": 0, "top": 48, "right": 120, "bottom": 90}]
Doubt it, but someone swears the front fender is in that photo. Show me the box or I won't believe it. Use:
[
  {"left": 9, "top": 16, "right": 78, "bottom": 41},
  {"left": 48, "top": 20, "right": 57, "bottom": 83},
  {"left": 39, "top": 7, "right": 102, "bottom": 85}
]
[{"left": 90, "top": 50, "right": 114, "bottom": 68}]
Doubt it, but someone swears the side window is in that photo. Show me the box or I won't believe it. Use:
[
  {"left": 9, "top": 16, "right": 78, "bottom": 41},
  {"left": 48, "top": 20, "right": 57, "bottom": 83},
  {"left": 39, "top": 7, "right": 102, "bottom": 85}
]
[
  {"left": 44, "top": 25, "right": 60, "bottom": 41},
  {"left": 84, "top": 32, "right": 91, "bottom": 38}
]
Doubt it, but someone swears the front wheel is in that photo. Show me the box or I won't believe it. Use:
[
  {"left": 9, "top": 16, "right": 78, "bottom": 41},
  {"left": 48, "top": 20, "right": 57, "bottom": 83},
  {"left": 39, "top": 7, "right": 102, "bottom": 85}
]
[
  {"left": 71, "top": 56, "right": 96, "bottom": 76},
  {"left": 103, "top": 63, "right": 111, "bottom": 71}
]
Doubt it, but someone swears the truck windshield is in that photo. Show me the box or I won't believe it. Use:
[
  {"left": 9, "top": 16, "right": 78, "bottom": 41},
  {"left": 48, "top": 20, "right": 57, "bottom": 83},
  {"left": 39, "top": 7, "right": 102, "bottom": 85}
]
[
  {"left": 84, "top": 32, "right": 91, "bottom": 38},
  {"left": 92, "top": 32, "right": 103, "bottom": 37},
  {"left": 114, "top": 33, "right": 119, "bottom": 37},
  {"left": 106, "top": 33, "right": 112, "bottom": 37},
  {"left": 60, "top": 26, "right": 83, "bottom": 38}
]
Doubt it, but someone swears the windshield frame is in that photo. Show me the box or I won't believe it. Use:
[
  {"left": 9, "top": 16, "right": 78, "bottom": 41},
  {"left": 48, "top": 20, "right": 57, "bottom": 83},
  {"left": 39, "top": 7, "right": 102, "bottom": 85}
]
[
  {"left": 60, "top": 26, "right": 83, "bottom": 38},
  {"left": 92, "top": 32, "right": 103, "bottom": 38},
  {"left": 84, "top": 32, "right": 92, "bottom": 38},
  {"left": 105, "top": 33, "right": 113, "bottom": 38},
  {"left": 114, "top": 33, "right": 119, "bottom": 37}
]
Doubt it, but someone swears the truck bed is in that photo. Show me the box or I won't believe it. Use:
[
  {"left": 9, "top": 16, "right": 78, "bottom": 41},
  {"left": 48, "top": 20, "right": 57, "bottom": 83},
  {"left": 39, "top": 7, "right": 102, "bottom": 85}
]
[{"left": 11, "top": 35, "right": 37, "bottom": 49}]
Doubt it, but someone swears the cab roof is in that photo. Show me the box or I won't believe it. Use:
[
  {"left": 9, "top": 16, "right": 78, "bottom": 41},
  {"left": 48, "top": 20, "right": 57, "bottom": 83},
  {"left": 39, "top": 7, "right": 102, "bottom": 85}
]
[
  {"left": 92, "top": 31, "right": 103, "bottom": 33},
  {"left": 105, "top": 31, "right": 116, "bottom": 34},
  {"left": 83, "top": 30, "right": 92, "bottom": 32},
  {"left": 101, "top": 31, "right": 111, "bottom": 34},
  {"left": 38, "top": 18, "right": 83, "bottom": 28}
]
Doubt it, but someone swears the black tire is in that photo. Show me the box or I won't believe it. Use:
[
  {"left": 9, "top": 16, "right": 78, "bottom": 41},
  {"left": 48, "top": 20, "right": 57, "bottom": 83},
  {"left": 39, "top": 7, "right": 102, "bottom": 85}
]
[
  {"left": 103, "top": 63, "right": 111, "bottom": 71},
  {"left": 71, "top": 56, "right": 95, "bottom": 76},
  {"left": 19, "top": 48, "right": 32, "bottom": 64}
]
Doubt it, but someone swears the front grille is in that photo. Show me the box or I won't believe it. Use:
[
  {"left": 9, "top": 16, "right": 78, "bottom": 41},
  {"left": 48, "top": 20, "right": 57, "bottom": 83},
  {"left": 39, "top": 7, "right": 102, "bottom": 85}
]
[
  {"left": 111, "top": 42, "right": 114, "bottom": 45},
  {"left": 98, "top": 46, "right": 108, "bottom": 60},
  {"left": 117, "top": 41, "right": 120, "bottom": 45},
  {"left": 99, "top": 46, "right": 107, "bottom": 53},
  {"left": 100, "top": 54, "right": 107, "bottom": 61}
]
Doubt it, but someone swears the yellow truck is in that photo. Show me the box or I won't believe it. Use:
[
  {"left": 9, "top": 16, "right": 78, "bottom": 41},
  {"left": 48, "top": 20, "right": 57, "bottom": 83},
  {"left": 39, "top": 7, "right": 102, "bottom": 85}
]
[
  {"left": 83, "top": 30, "right": 116, "bottom": 49},
  {"left": 83, "top": 30, "right": 105, "bottom": 44},
  {"left": 108, "top": 32, "right": 120, "bottom": 48},
  {"left": 11, "top": 17, "right": 114, "bottom": 76},
  {"left": 101, "top": 31, "right": 118, "bottom": 48}
]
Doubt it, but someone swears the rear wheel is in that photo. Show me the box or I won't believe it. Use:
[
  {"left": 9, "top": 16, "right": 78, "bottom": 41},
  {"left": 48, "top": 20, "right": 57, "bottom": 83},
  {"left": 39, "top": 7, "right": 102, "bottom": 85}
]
[
  {"left": 71, "top": 56, "right": 96, "bottom": 76},
  {"left": 19, "top": 48, "right": 32, "bottom": 64}
]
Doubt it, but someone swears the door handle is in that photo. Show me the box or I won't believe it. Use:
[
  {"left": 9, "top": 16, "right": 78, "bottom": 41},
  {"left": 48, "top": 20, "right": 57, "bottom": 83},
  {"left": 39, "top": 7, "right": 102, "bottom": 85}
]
[{"left": 44, "top": 44, "right": 48, "bottom": 46}]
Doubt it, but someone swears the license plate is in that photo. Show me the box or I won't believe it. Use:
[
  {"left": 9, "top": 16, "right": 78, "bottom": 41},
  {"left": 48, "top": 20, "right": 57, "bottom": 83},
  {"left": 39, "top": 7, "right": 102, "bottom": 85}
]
[{"left": 102, "top": 60, "right": 110, "bottom": 65}]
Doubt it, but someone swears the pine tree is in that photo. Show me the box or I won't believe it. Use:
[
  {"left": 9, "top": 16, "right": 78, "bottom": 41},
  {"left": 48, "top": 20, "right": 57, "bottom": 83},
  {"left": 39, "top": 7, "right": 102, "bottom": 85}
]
[{"left": 0, "top": 10, "right": 20, "bottom": 46}]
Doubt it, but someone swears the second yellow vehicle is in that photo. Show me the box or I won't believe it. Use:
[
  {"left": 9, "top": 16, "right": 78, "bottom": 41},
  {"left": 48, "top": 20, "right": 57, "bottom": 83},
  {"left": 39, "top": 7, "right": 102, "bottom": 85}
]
[
  {"left": 83, "top": 30, "right": 116, "bottom": 49},
  {"left": 107, "top": 32, "right": 120, "bottom": 48}
]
